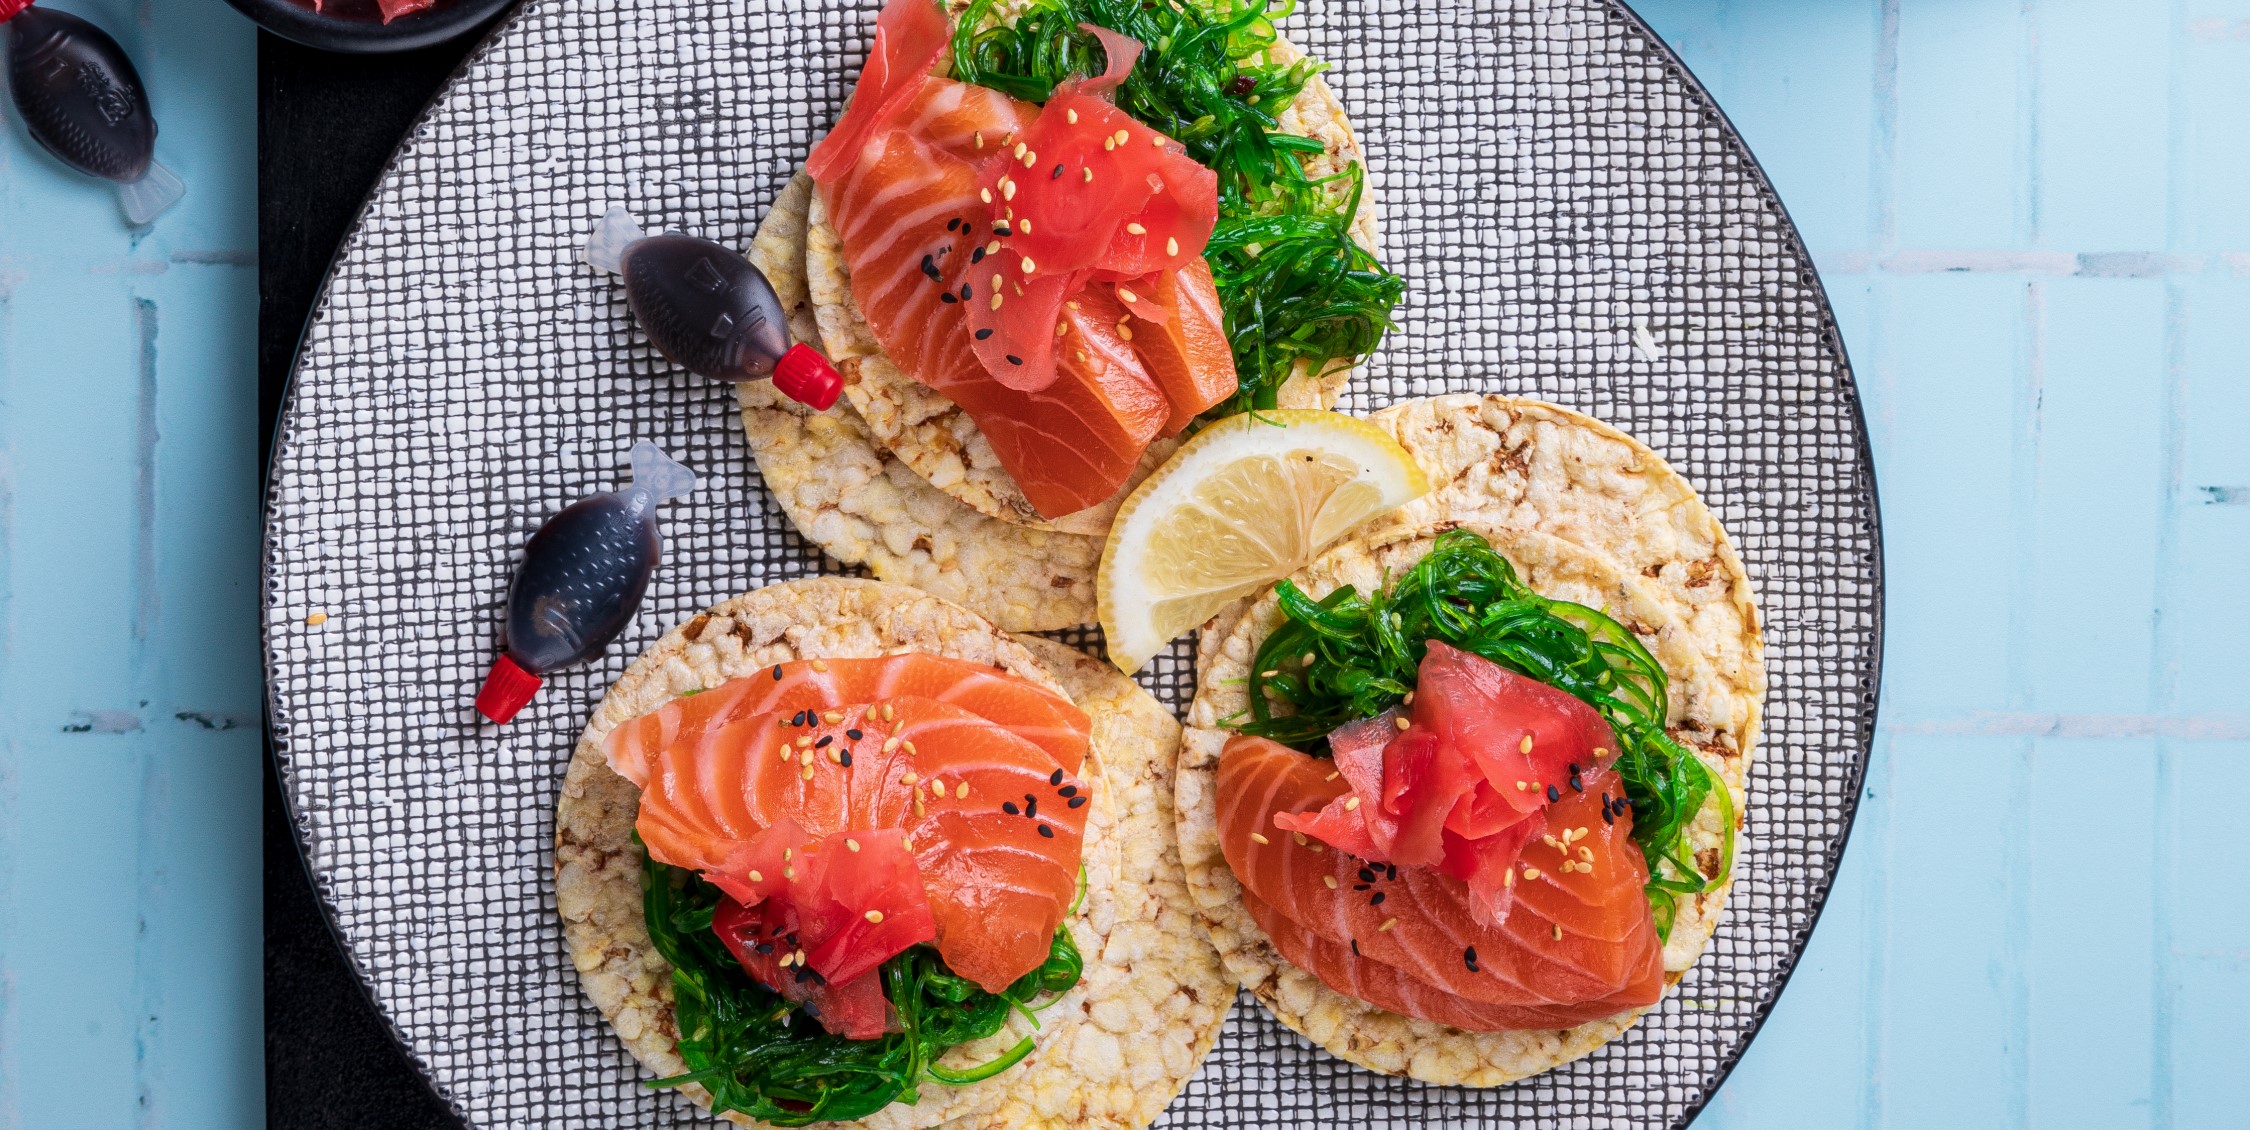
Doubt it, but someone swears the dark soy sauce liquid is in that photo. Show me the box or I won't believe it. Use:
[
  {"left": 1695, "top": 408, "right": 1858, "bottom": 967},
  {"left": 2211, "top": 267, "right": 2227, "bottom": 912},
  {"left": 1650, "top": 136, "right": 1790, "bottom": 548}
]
[
  {"left": 501, "top": 490, "right": 660, "bottom": 674},
  {"left": 622, "top": 233, "right": 793, "bottom": 381},
  {"left": 6, "top": 8, "right": 155, "bottom": 181}
]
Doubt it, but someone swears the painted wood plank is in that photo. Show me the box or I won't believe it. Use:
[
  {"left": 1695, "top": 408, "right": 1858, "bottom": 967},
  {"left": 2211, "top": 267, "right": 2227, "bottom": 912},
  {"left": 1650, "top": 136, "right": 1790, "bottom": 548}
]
[
  {"left": 2026, "top": 737, "right": 2158, "bottom": 1129},
  {"left": 1893, "top": 0, "right": 2030, "bottom": 250},
  {"left": 0, "top": 1, "right": 261, "bottom": 1127},
  {"left": 2024, "top": 279, "right": 2167, "bottom": 715}
]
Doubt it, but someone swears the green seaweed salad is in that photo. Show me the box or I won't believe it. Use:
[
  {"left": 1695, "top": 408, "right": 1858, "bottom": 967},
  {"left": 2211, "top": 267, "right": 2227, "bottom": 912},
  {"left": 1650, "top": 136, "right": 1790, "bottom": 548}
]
[
  {"left": 641, "top": 854, "right": 1082, "bottom": 1125},
  {"left": 951, "top": 0, "right": 1404, "bottom": 416},
  {"left": 1234, "top": 530, "right": 1735, "bottom": 937}
]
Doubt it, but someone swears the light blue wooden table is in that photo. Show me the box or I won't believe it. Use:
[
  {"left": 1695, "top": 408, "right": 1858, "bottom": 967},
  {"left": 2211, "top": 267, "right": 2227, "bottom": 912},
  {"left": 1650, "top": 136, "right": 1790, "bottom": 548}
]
[{"left": 0, "top": 1, "right": 2242, "bottom": 1126}]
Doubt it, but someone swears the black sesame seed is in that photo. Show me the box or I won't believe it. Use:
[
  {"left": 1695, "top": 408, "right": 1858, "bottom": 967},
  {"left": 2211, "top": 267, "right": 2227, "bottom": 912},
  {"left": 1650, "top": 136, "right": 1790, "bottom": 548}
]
[
  {"left": 1386, "top": 864, "right": 1399, "bottom": 880},
  {"left": 1037, "top": 824, "right": 1054, "bottom": 838},
  {"left": 772, "top": 665, "right": 784, "bottom": 680},
  {"left": 940, "top": 292, "right": 959, "bottom": 304},
  {"left": 846, "top": 728, "right": 863, "bottom": 741},
  {"left": 1006, "top": 354, "right": 1023, "bottom": 365},
  {"left": 815, "top": 735, "right": 833, "bottom": 748},
  {"left": 1052, "top": 163, "right": 1064, "bottom": 178},
  {"left": 1350, "top": 938, "right": 1361, "bottom": 956},
  {"left": 960, "top": 283, "right": 972, "bottom": 299},
  {"left": 1602, "top": 807, "right": 1615, "bottom": 825},
  {"left": 1050, "top": 769, "right": 1064, "bottom": 786},
  {"left": 839, "top": 751, "right": 853, "bottom": 767},
  {"left": 1370, "top": 891, "right": 1386, "bottom": 906},
  {"left": 920, "top": 254, "right": 941, "bottom": 280},
  {"left": 946, "top": 218, "right": 960, "bottom": 231},
  {"left": 1358, "top": 867, "right": 1377, "bottom": 883},
  {"left": 794, "top": 966, "right": 815, "bottom": 984},
  {"left": 754, "top": 942, "right": 774, "bottom": 954},
  {"left": 1025, "top": 797, "right": 1038, "bottom": 817},
  {"left": 1464, "top": 946, "right": 1479, "bottom": 971},
  {"left": 1570, "top": 774, "right": 1583, "bottom": 792},
  {"left": 994, "top": 224, "right": 1012, "bottom": 237},
  {"left": 1004, "top": 801, "right": 1020, "bottom": 815},
  {"left": 975, "top": 328, "right": 994, "bottom": 340},
  {"left": 1352, "top": 883, "right": 1371, "bottom": 892},
  {"left": 971, "top": 247, "right": 986, "bottom": 264},
  {"left": 1547, "top": 785, "right": 1561, "bottom": 803},
  {"left": 1067, "top": 796, "right": 1087, "bottom": 808},
  {"left": 1568, "top": 762, "right": 1581, "bottom": 776},
  {"left": 1058, "top": 784, "right": 1077, "bottom": 798}
]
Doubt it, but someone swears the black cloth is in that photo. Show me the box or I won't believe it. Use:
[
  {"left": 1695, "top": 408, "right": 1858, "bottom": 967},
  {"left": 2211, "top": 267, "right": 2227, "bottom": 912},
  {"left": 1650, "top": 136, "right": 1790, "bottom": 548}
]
[{"left": 261, "top": 19, "right": 512, "bottom": 1127}]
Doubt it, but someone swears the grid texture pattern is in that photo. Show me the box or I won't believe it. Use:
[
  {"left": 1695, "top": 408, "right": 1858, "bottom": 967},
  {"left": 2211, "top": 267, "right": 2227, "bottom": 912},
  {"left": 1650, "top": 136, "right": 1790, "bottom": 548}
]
[{"left": 261, "top": 0, "right": 1881, "bottom": 1126}]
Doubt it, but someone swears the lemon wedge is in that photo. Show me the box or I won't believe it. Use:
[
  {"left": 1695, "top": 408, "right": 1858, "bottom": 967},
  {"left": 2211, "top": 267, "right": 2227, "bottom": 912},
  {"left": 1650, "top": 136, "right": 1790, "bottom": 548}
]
[{"left": 1098, "top": 410, "right": 1429, "bottom": 673}]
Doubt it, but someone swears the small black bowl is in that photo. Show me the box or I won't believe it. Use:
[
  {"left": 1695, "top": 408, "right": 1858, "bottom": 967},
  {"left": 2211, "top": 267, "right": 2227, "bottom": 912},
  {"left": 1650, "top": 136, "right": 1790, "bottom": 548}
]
[{"left": 222, "top": 0, "right": 514, "bottom": 54}]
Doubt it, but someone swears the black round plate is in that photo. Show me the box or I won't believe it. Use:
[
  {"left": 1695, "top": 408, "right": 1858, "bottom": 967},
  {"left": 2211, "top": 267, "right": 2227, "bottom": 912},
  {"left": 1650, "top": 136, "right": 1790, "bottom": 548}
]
[{"left": 222, "top": 0, "right": 513, "bottom": 54}]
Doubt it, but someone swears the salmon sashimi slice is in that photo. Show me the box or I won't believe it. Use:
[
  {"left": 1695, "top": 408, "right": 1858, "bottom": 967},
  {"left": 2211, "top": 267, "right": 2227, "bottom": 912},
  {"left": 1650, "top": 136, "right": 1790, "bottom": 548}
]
[
  {"left": 1242, "top": 892, "right": 1646, "bottom": 1032},
  {"left": 604, "top": 654, "right": 1091, "bottom": 787},
  {"left": 1276, "top": 642, "right": 1622, "bottom": 922},
  {"left": 1116, "top": 261, "right": 1237, "bottom": 433},
  {"left": 710, "top": 824, "right": 937, "bottom": 1039},
  {"left": 1219, "top": 734, "right": 1663, "bottom": 1026},
  {"left": 885, "top": 76, "right": 1034, "bottom": 161},
  {"left": 636, "top": 698, "right": 1089, "bottom": 992},
  {"left": 821, "top": 123, "right": 1168, "bottom": 517},
  {"left": 804, "top": 0, "right": 952, "bottom": 183}
]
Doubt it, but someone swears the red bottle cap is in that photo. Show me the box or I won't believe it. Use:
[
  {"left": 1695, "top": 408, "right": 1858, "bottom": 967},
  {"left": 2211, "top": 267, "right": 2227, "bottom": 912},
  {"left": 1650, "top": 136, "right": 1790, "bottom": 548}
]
[
  {"left": 0, "top": 0, "right": 34, "bottom": 23},
  {"left": 475, "top": 653, "right": 544, "bottom": 724},
  {"left": 772, "top": 343, "right": 843, "bottom": 411}
]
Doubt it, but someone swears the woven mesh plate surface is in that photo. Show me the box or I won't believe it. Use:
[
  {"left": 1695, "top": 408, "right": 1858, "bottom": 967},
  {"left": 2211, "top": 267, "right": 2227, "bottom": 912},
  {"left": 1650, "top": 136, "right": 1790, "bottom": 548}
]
[{"left": 261, "top": 0, "right": 1881, "bottom": 1125}]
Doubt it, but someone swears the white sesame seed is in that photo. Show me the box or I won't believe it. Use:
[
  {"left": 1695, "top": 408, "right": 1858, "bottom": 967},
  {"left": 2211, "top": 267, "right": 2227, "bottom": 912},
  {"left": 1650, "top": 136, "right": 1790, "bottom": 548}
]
[
  {"left": 884, "top": 737, "right": 901, "bottom": 752},
  {"left": 1066, "top": 108, "right": 1079, "bottom": 124},
  {"left": 864, "top": 910, "right": 885, "bottom": 923},
  {"left": 821, "top": 710, "right": 843, "bottom": 724},
  {"left": 903, "top": 740, "right": 917, "bottom": 755},
  {"left": 1323, "top": 875, "right": 1338, "bottom": 889},
  {"left": 1250, "top": 832, "right": 1270, "bottom": 845},
  {"left": 1379, "top": 918, "right": 1398, "bottom": 932},
  {"left": 990, "top": 293, "right": 1004, "bottom": 310},
  {"left": 1520, "top": 734, "right": 1534, "bottom": 754},
  {"left": 955, "top": 781, "right": 969, "bottom": 799},
  {"left": 1552, "top": 924, "right": 1564, "bottom": 941},
  {"left": 1524, "top": 867, "right": 1542, "bottom": 880},
  {"left": 1166, "top": 237, "right": 1179, "bottom": 256},
  {"left": 1020, "top": 256, "right": 1037, "bottom": 273},
  {"left": 846, "top": 838, "right": 861, "bottom": 852},
  {"left": 974, "top": 131, "right": 984, "bottom": 148},
  {"left": 1343, "top": 796, "right": 1361, "bottom": 811},
  {"left": 796, "top": 734, "right": 815, "bottom": 748},
  {"left": 1056, "top": 322, "right": 1069, "bottom": 336},
  {"left": 1325, "top": 771, "right": 1340, "bottom": 782},
  {"left": 1119, "top": 287, "right": 1139, "bottom": 304},
  {"left": 902, "top": 772, "right": 918, "bottom": 786},
  {"left": 1394, "top": 716, "right": 1411, "bottom": 731},
  {"left": 1117, "top": 322, "right": 1133, "bottom": 341},
  {"left": 801, "top": 765, "right": 816, "bottom": 780},
  {"left": 1113, "top": 129, "right": 1129, "bottom": 145},
  {"left": 1292, "top": 832, "right": 1308, "bottom": 846},
  {"left": 1152, "top": 133, "right": 1163, "bottom": 147},
  {"left": 1125, "top": 222, "right": 1146, "bottom": 235},
  {"left": 986, "top": 240, "right": 1000, "bottom": 254},
  {"left": 800, "top": 750, "right": 815, "bottom": 767},
  {"left": 1002, "top": 179, "right": 1017, "bottom": 200},
  {"left": 1103, "top": 137, "right": 1116, "bottom": 151},
  {"left": 748, "top": 870, "right": 763, "bottom": 883},
  {"left": 881, "top": 704, "right": 894, "bottom": 721},
  {"left": 1018, "top": 218, "right": 1032, "bottom": 234},
  {"left": 1013, "top": 141, "right": 1026, "bottom": 158},
  {"left": 811, "top": 659, "right": 828, "bottom": 672},
  {"left": 1082, "top": 167, "right": 1093, "bottom": 182},
  {"left": 784, "top": 865, "right": 796, "bottom": 880},
  {"left": 1579, "top": 846, "right": 1594, "bottom": 861}
]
